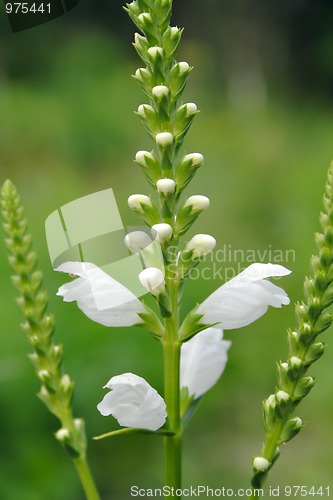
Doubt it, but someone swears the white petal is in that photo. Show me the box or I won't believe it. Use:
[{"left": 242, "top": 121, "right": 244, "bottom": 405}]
[
  {"left": 56, "top": 262, "right": 145, "bottom": 327},
  {"left": 180, "top": 328, "right": 231, "bottom": 399},
  {"left": 97, "top": 373, "right": 167, "bottom": 431},
  {"left": 197, "top": 263, "right": 291, "bottom": 329}
]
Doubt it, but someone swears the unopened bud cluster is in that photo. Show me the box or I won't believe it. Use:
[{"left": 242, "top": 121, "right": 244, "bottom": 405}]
[
  {"left": 0, "top": 180, "right": 87, "bottom": 459},
  {"left": 252, "top": 163, "right": 333, "bottom": 488},
  {"left": 125, "top": 0, "right": 213, "bottom": 311}
]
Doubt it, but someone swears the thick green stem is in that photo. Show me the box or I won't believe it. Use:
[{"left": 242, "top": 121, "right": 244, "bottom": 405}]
[
  {"left": 73, "top": 456, "right": 101, "bottom": 500},
  {"left": 163, "top": 277, "right": 182, "bottom": 496}
]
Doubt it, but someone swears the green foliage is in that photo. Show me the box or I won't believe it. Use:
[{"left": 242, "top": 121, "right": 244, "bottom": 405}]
[{"left": 251, "top": 164, "right": 333, "bottom": 491}]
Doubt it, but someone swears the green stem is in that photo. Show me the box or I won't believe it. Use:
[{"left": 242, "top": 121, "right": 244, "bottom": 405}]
[
  {"left": 163, "top": 276, "right": 182, "bottom": 496},
  {"left": 73, "top": 457, "right": 101, "bottom": 500}
]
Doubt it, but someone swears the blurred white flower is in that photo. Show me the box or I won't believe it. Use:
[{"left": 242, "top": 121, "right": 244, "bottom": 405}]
[
  {"left": 97, "top": 373, "right": 167, "bottom": 431},
  {"left": 197, "top": 263, "right": 291, "bottom": 329},
  {"left": 139, "top": 267, "right": 165, "bottom": 295},
  {"left": 55, "top": 261, "right": 145, "bottom": 327},
  {"left": 180, "top": 328, "right": 231, "bottom": 399}
]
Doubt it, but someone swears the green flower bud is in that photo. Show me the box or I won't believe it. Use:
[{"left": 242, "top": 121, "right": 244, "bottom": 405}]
[
  {"left": 314, "top": 311, "right": 333, "bottom": 335},
  {"left": 305, "top": 342, "right": 325, "bottom": 364},
  {"left": 128, "top": 194, "right": 160, "bottom": 225},
  {"left": 294, "top": 376, "right": 315, "bottom": 399},
  {"left": 280, "top": 417, "right": 303, "bottom": 443}
]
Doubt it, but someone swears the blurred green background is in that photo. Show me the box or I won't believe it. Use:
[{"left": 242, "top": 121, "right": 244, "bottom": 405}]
[{"left": 1, "top": 1, "right": 333, "bottom": 498}]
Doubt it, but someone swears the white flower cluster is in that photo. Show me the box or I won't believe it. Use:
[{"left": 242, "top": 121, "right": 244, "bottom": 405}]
[{"left": 56, "top": 261, "right": 290, "bottom": 430}]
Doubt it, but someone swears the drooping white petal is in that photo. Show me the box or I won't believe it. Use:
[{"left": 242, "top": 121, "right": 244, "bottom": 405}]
[
  {"left": 97, "top": 373, "right": 167, "bottom": 431},
  {"left": 197, "top": 263, "right": 291, "bottom": 329},
  {"left": 180, "top": 328, "right": 231, "bottom": 399},
  {"left": 55, "top": 262, "right": 145, "bottom": 327}
]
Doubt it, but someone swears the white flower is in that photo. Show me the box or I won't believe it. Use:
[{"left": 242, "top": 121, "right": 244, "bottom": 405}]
[
  {"left": 180, "top": 328, "right": 231, "bottom": 399},
  {"left": 139, "top": 267, "right": 165, "bottom": 294},
  {"left": 55, "top": 262, "right": 145, "bottom": 327},
  {"left": 155, "top": 132, "right": 174, "bottom": 147},
  {"left": 156, "top": 178, "right": 176, "bottom": 196},
  {"left": 147, "top": 46, "right": 163, "bottom": 59},
  {"left": 186, "top": 234, "right": 216, "bottom": 258},
  {"left": 253, "top": 457, "right": 270, "bottom": 472},
  {"left": 97, "top": 373, "right": 167, "bottom": 431},
  {"left": 135, "top": 150, "right": 154, "bottom": 165},
  {"left": 137, "top": 105, "right": 154, "bottom": 117},
  {"left": 184, "top": 195, "right": 210, "bottom": 212},
  {"left": 178, "top": 61, "right": 190, "bottom": 73},
  {"left": 151, "top": 223, "right": 173, "bottom": 242},
  {"left": 178, "top": 103, "right": 198, "bottom": 115},
  {"left": 184, "top": 153, "right": 204, "bottom": 166},
  {"left": 197, "top": 263, "right": 291, "bottom": 329},
  {"left": 124, "top": 231, "right": 152, "bottom": 254},
  {"left": 128, "top": 194, "right": 152, "bottom": 211},
  {"left": 152, "top": 85, "right": 169, "bottom": 98}
]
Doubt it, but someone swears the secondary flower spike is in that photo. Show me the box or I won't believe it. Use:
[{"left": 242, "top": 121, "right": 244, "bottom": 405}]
[
  {"left": 97, "top": 373, "right": 167, "bottom": 431},
  {"left": 196, "top": 263, "right": 291, "bottom": 329},
  {"left": 55, "top": 262, "right": 145, "bottom": 327},
  {"left": 180, "top": 328, "right": 231, "bottom": 399}
]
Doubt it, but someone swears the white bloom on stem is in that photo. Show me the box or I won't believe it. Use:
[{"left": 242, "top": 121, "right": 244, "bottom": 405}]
[
  {"left": 178, "top": 61, "right": 190, "bottom": 73},
  {"left": 186, "top": 234, "right": 216, "bottom": 258},
  {"left": 197, "top": 263, "right": 291, "bottom": 329},
  {"left": 97, "top": 373, "right": 167, "bottom": 431},
  {"left": 155, "top": 132, "right": 174, "bottom": 147},
  {"left": 148, "top": 46, "right": 163, "bottom": 59},
  {"left": 128, "top": 194, "right": 152, "bottom": 211},
  {"left": 184, "top": 153, "right": 204, "bottom": 167},
  {"left": 139, "top": 267, "right": 165, "bottom": 294},
  {"left": 184, "top": 195, "right": 210, "bottom": 212},
  {"left": 180, "top": 327, "right": 231, "bottom": 399},
  {"left": 156, "top": 178, "right": 176, "bottom": 196},
  {"left": 124, "top": 231, "right": 152, "bottom": 254},
  {"left": 151, "top": 223, "right": 173, "bottom": 242},
  {"left": 137, "top": 104, "right": 154, "bottom": 117},
  {"left": 55, "top": 262, "right": 145, "bottom": 327},
  {"left": 178, "top": 103, "right": 198, "bottom": 115},
  {"left": 135, "top": 150, "right": 154, "bottom": 165},
  {"left": 152, "top": 85, "right": 169, "bottom": 98}
]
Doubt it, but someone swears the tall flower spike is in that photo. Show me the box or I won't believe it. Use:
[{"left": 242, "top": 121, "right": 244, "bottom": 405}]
[
  {"left": 0, "top": 180, "right": 100, "bottom": 499},
  {"left": 250, "top": 163, "right": 333, "bottom": 491},
  {"left": 97, "top": 373, "right": 167, "bottom": 431}
]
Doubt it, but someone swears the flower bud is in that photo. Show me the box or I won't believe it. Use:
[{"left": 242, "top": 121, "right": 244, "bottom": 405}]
[
  {"left": 124, "top": 231, "right": 152, "bottom": 254},
  {"left": 186, "top": 234, "right": 216, "bottom": 258},
  {"left": 314, "top": 311, "right": 332, "bottom": 335},
  {"left": 155, "top": 132, "right": 174, "bottom": 147},
  {"left": 156, "top": 178, "right": 176, "bottom": 196},
  {"left": 280, "top": 417, "right": 303, "bottom": 443},
  {"left": 137, "top": 104, "right": 155, "bottom": 117},
  {"left": 305, "top": 341, "right": 325, "bottom": 364},
  {"left": 276, "top": 390, "right": 290, "bottom": 402},
  {"left": 253, "top": 457, "right": 270, "bottom": 472},
  {"left": 151, "top": 223, "right": 173, "bottom": 242},
  {"left": 139, "top": 267, "right": 165, "bottom": 295},
  {"left": 178, "top": 61, "right": 190, "bottom": 73},
  {"left": 152, "top": 85, "right": 169, "bottom": 98},
  {"left": 184, "top": 195, "right": 210, "bottom": 213},
  {"left": 135, "top": 150, "right": 154, "bottom": 165},
  {"left": 55, "top": 428, "right": 71, "bottom": 442},
  {"left": 148, "top": 46, "right": 163, "bottom": 59},
  {"left": 134, "top": 67, "right": 151, "bottom": 84},
  {"left": 294, "top": 376, "right": 315, "bottom": 398},
  {"left": 184, "top": 153, "right": 204, "bottom": 167},
  {"left": 178, "top": 102, "right": 198, "bottom": 116},
  {"left": 128, "top": 194, "right": 152, "bottom": 212},
  {"left": 138, "top": 12, "right": 152, "bottom": 25}
]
